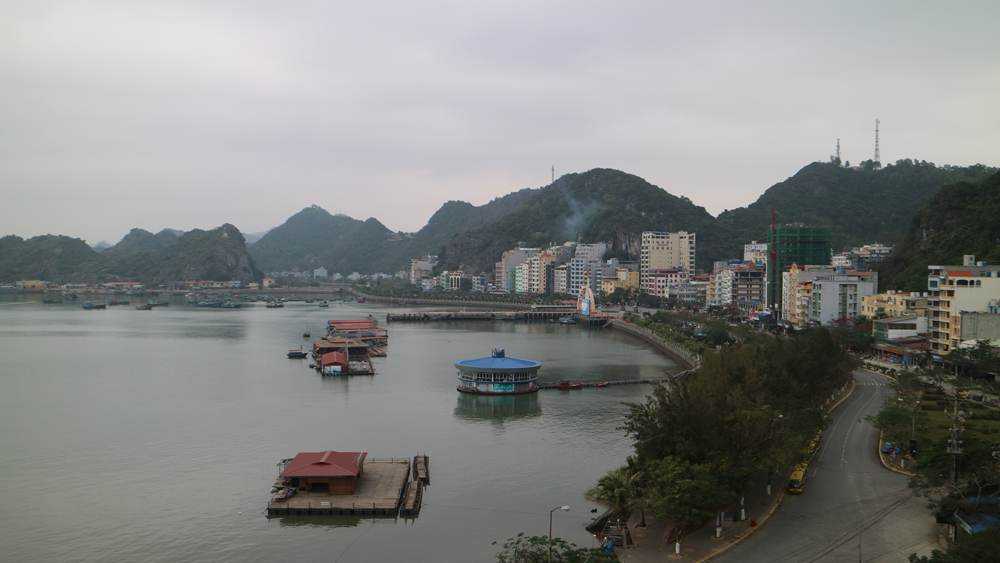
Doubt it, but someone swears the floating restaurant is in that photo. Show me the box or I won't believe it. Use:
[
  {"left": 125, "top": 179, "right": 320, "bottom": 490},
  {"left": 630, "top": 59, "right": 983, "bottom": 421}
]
[{"left": 454, "top": 349, "right": 542, "bottom": 395}]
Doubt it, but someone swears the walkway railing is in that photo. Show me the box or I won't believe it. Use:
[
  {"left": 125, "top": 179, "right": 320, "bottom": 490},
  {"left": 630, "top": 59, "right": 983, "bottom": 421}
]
[{"left": 610, "top": 320, "right": 700, "bottom": 370}]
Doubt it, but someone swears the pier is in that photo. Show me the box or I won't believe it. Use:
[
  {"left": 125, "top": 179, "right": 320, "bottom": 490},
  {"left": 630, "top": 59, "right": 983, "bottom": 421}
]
[
  {"left": 535, "top": 375, "right": 686, "bottom": 390},
  {"left": 413, "top": 454, "right": 429, "bottom": 482},
  {"left": 386, "top": 311, "right": 615, "bottom": 325}
]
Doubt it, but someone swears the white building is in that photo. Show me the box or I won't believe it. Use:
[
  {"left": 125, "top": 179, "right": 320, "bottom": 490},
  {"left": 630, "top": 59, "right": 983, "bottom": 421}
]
[
  {"left": 927, "top": 255, "right": 1000, "bottom": 355},
  {"left": 744, "top": 241, "right": 768, "bottom": 264},
  {"left": 313, "top": 267, "right": 328, "bottom": 279},
  {"left": 809, "top": 271, "right": 879, "bottom": 325},
  {"left": 494, "top": 247, "right": 540, "bottom": 293},
  {"left": 410, "top": 255, "right": 438, "bottom": 284}
]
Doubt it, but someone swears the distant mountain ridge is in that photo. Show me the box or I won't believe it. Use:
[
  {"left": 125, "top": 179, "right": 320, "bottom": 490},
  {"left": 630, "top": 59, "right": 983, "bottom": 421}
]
[{"left": 2, "top": 160, "right": 996, "bottom": 284}]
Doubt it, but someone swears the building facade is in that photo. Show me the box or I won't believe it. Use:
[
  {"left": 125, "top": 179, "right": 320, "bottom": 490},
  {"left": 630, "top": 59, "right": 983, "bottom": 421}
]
[{"left": 640, "top": 231, "right": 696, "bottom": 290}]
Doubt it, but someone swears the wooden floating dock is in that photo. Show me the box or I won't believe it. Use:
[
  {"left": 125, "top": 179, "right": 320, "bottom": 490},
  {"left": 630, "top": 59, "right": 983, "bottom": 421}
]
[
  {"left": 267, "top": 459, "right": 415, "bottom": 516},
  {"left": 400, "top": 480, "right": 423, "bottom": 515},
  {"left": 413, "top": 454, "right": 429, "bottom": 483}
]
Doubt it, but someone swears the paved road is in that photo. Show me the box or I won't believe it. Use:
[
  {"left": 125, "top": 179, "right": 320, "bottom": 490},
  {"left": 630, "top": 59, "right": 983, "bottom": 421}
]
[{"left": 711, "top": 370, "right": 941, "bottom": 563}]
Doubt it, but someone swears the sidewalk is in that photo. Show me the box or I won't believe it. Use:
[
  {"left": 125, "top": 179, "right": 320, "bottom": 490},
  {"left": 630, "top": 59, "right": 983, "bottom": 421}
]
[
  {"left": 617, "top": 478, "right": 783, "bottom": 562},
  {"left": 616, "top": 381, "right": 855, "bottom": 562}
]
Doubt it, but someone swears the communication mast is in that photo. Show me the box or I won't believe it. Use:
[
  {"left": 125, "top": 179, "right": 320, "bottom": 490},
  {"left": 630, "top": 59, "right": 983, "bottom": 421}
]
[
  {"left": 874, "top": 119, "right": 881, "bottom": 169},
  {"left": 551, "top": 166, "right": 555, "bottom": 183},
  {"left": 836, "top": 138, "right": 841, "bottom": 164}
]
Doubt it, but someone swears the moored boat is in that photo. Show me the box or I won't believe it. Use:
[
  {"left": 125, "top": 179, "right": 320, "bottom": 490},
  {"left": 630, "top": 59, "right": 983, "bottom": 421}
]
[
  {"left": 594, "top": 381, "right": 610, "bottom": 388},
  {"left": 42, "top": 299, "right": 62, "bottom": 304},
  {"left": 287, "top": 347, "right": 308, "bottom": 358},
  {"left": 357, "top": 297, "right": 366, "bottom": 304},
  {"left": 148, "top": 300, "right": 169, "bottom": 307},
  {"left": 82, "top": 301, "right": 107, "bottom": 310},
  {"left": 107, "top": 298, "right": 130, "bottom": 306},
  {"left": 219, "top": 302, "right": 242, "bottom": 308},
  {"left": 557, "top": 380, "right": 583, "bottom": 390},
  {"left": 318, "top": 301, "right": 329, "bottom": 308},
  {"left": 135, "top": 304, "right": 153, "bottom": 310},
  {"left": 558, "top": 316, "right": 576, "bottom": 324}
]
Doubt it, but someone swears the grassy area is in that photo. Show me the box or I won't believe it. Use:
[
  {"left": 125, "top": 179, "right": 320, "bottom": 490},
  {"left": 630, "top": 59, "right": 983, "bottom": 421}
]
[{"left": 918, "top": 391, "right": 1000, "bottom": 446}]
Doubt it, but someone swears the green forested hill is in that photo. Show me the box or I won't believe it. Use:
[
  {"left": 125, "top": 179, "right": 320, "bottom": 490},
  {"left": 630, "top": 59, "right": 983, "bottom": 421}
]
[
  {"left": 0, "top": 225, "right": 262, "bottom": 285},
  {"left": 875, "top": 172, "right": 1000, "bottom": 291},
  {"left": 439, "top": 168, "right": 736, "bottom": 273},
  {"left": 102, "top": 228, "right": 182, "bottom": 259},
  {"left": 0, "top": 235, "right": 111, "bottom": 282},
  {"left": 717, "top": 160, "right": 996, "bottom": 251},
  {"left": 249, "top": 190, "right": 539, "bottom": 274}
]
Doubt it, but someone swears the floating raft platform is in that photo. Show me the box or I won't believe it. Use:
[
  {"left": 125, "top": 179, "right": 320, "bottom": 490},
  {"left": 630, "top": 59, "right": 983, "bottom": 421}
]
[{"left": 267, "top": 459, "right": 412, "bottom": 516}]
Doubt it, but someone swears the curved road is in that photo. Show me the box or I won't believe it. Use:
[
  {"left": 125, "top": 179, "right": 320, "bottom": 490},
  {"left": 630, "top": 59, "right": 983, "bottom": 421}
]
[{"left": 712, "top": 370, "right": 940, "bottom": 563}]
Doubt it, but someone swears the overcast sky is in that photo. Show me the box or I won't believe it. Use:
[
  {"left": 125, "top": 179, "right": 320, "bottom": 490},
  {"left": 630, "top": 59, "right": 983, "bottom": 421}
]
[{"left": 2, "top": 1, "right": 998, "bottom": 245}]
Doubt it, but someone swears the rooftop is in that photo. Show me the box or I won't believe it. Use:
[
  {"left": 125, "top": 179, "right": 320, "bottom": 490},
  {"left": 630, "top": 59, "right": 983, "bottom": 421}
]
[{"left": 280, "top": 451, "right": 368, "bottom": 478}]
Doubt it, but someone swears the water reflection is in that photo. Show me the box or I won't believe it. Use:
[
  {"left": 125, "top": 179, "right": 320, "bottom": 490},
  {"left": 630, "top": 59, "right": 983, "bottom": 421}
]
[
  {"left": 453, "top": 392, "right": 542, "bottom": 425},
  {"left": 268, "top": 514, "right": 365, "bottom": 528}
]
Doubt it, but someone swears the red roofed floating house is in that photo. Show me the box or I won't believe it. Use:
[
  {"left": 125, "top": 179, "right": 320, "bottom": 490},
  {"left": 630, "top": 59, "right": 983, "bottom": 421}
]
[{"left": 279, "top": 451, "right": 367, "bottom": 495}]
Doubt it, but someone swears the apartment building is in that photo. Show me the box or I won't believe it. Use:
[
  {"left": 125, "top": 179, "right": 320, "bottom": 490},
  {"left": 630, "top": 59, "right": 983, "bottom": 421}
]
[
  {"left": 927, "top": 255, "right": 1000, "bottom": 356},
  {"left": 646, "top": 268, "right": 689, "bottom": 298},
  {"left": 808, "top": 271, "right": 878, "bottom": 325},
  {"left": 640, "top": 231, "right": 696, "bottom": 290},
  {"left": 494, "top": 247, "right": 540, "bottom": 292}
]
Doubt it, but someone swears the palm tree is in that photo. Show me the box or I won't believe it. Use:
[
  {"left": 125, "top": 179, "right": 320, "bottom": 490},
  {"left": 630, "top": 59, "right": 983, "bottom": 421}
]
[{"left": 585, "top": 465, "right": 644, "bottom": 521}]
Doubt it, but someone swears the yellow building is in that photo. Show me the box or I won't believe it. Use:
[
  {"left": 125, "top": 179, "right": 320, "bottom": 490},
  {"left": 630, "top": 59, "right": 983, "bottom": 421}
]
[
  {"left": 861, "top": 291, "right": 927, "bottom": 319},
  {"left": 601, "top": 269, "right": 639, "bottom": 294},
  {"left": 16, "top": 280, "right": 47, "bottom": 290}
]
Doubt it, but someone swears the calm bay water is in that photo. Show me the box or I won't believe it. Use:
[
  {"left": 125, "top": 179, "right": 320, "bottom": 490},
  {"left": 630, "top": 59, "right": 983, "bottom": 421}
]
[{"left": 0, "top": 296, "right": 677, "bottom": 563}]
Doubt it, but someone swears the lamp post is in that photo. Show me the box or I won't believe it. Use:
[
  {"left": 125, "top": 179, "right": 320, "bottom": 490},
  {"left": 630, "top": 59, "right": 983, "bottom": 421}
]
[{"left": 549, "top": 505, "right": 570, "bottom": 563}]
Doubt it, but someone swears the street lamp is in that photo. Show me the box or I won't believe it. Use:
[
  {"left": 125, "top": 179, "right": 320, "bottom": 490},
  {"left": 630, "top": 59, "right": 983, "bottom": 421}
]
[{"left": 549, "top": 505, "right": 570, "bottom": 563}]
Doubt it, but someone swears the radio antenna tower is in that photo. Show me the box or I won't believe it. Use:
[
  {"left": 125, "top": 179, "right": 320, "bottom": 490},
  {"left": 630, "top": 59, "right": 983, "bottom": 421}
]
[
  {"left": 836, "top": 138, "right": 841, "bottom": 164},
  {"left": 874, "top": 119, "right": 881, "bottom": 169},
  {"left": 551, "top": 165, "right": 554, "bottom": 183}
]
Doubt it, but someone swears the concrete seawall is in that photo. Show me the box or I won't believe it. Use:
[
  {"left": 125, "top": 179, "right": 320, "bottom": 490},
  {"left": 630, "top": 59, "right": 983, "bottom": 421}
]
[{"left": 610, "top": 319, "right": 700, "bottom": 370}]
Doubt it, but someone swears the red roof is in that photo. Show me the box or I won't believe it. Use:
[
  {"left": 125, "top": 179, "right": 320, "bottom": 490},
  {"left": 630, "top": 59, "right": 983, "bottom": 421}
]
[
  {"left": 321, "top": 352, "right": 349, "bottom": 366},
  {"left": 944, "top": 270, "right": 973, "bottom": 277},
  {"left": 280, "top": 451, "right": 367, "bottom": 478}
]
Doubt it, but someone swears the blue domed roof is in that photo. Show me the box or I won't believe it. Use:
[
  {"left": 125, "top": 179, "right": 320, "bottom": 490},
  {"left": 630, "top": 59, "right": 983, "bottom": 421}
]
[{"left": 455, "top": 349, "right": 542, "bottom": 370}]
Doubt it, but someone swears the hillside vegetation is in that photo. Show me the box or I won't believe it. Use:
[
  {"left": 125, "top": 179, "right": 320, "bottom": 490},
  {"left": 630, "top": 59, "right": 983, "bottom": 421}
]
[
  {"left": 440, "top": 168, "right": 735, "bottom": 273},
  {"left": 101, "top": 228, "right": 182, "bottom": 259},
  {"left": 717, "top": 160, "right": 996, "bottom": 251},
  {"left": 0, "top": 235, "right": 111, "bottom": 282},
  {"left": 876, "top": 172, "right": 1000, "bottom": 291}
]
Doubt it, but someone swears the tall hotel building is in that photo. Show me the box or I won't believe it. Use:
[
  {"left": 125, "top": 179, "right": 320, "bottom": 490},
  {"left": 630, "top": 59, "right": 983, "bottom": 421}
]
[{"left": 639, "top": 231, "right": 696, "bottom": 291}]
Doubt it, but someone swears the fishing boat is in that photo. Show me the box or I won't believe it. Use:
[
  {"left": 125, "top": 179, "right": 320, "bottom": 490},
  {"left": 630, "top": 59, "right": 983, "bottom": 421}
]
[
  {"left": 357, "top": 297, "right": 366, "bottom": 304},
  {"left": 318, "top": 301, "right": 329, "bottom": 308},
  {"left": 148, "top": 300, "right": 169, "bottom": 307},
  {"left": 305, "top": 298, "right": 315, "bottom": 303},
  {"left": 107, "top": 298, "right": 129, "bottom": 306},
  {"left": 82, "top": 301, "right": 107, "bottom": 310},
  {"left": 219, "top": 301, "right": 242, "bottom": 308},
  {"left": 42, "top": 299, "right": 62, "bottom": 304},
  {"left": 594, "top": 381, "right": 610, "bottom": 388},
  {"left": 557, "top": 380, "right": 583, "bottom": 390},
  {"left": 135, "top": 304, "right": 153, "bottom": 310},
  {"left": 303, "top": 329, "right": 311, "bottom": 339},
  {"left": 287, "top": 347, "right": 308, "bottom": 359}
]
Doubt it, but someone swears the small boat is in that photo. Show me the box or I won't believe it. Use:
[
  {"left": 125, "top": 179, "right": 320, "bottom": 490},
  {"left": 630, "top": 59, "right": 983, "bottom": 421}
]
[
  {"left": 558, "top": 316, "right": 576, "bottom": 324},
  {"left": 148, "top": 300, "right": 169, "bottom": 307},
  {"left": 557, "top": 380, "right": 583, "bottom": 390},
  {"left": 135, "top": 304, "right": 153, "bottom": 310},
  {"left": 82, "top": 301, "right": 106, "bottom": 310},
  {"left": 594, "top": 381, "right": 610, "bottom": 388},
  {"left": 287, "top": 347, "right": 308, "bottom": 358},
  {"left": 107, "top": 299, "right": 129, "bottom": 306},
  {"left": 399, "top": 301, "right": 407, "bottom": 306},
  {"left": 357, "top": 297, "right": 366, "bottom": 304},
  {"left": 42, "top": 299, "right": 62, "bottom": 304},
  {"left": 219, "top": 302, "right": 242, "bottom": 308},
  {"left": 305, "top": 299, "right": 315, "bottom": 304},
  {"left": 318, "top": 301, "right": 329, "bottom": 308},
  {"left": 303, "top": 330, "right": 311, "bottom": 339}
]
